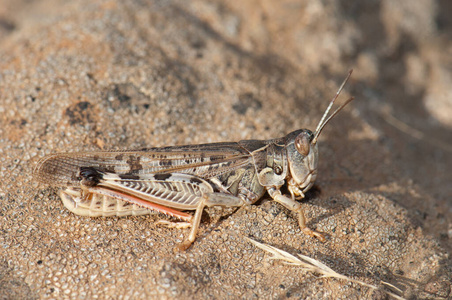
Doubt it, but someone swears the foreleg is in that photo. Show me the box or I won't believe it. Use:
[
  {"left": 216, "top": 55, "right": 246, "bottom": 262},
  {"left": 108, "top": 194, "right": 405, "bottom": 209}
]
[{"left": 267, "top": 187, "right": 325, "bottom": 242}]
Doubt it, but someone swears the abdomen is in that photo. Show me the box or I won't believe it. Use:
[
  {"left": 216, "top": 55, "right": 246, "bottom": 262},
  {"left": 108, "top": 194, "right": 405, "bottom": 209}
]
[{"left": 60, "top": 187, "right": 153, "bottom": 217}]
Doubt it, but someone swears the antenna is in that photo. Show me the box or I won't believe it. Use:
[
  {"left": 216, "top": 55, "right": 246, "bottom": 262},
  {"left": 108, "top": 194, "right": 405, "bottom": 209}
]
[{"left": 312, "top": 70, "right": 354, "bottom": 145}]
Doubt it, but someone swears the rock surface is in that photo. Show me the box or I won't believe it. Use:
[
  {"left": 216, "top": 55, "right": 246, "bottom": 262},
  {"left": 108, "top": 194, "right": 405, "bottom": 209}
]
[{"left": 1, "top": 0, "right": 451, "bottom": 299}]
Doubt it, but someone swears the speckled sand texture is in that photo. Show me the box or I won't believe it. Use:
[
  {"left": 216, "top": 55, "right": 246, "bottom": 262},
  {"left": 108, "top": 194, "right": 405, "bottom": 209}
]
[{"left": 1, "top": 0, "right": 451, "bottom": 299}]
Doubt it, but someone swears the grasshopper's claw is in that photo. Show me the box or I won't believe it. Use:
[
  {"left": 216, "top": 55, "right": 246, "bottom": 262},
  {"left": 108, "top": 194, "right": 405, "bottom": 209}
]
[
  {"left": 177, "top": 240, "right": 194, "bottom": 251},
  {"left": 301, "top": 227, "right": 326, "bottom": 242}
]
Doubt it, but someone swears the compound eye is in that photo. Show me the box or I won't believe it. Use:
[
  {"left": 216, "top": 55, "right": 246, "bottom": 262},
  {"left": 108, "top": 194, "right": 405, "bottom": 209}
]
[{"left": 295, "top": 133, "right": 310, "bottom": 156}]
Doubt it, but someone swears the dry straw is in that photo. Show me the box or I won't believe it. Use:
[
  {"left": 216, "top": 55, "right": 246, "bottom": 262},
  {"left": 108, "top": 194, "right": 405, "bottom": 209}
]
[{"left": 248, "top": 238, "right": 405, "bottom": 300}]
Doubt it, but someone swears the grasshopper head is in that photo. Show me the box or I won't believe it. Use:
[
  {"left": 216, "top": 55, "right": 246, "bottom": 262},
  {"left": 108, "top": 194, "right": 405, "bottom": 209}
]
[
  {"left": 286, "top": 129, "right": 318, "bottom": 199},
  {"left": 286, "top": 70, "right": 354, "bottom": 199}
]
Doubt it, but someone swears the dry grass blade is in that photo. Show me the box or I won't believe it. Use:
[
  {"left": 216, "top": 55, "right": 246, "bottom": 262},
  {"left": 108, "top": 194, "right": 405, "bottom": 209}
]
[{"left": 247, "top": 238, "right": 406, "bottom": 300}]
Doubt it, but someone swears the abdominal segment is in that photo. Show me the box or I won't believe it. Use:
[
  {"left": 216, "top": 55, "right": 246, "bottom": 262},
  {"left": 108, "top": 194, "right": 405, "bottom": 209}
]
[{"left": 60, "top": 187, "right": 154, "bottom": 217}]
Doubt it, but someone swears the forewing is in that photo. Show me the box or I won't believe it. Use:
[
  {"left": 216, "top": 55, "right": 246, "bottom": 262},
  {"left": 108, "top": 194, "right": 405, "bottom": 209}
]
[{"left": 34, "top": 142, "right": 251, "bottom": 187}]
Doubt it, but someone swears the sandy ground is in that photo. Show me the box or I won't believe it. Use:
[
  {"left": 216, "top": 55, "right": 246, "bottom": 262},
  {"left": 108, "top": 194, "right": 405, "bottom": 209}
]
[{"left": 1, "top": 0, "right": 451, "bottom": 299}]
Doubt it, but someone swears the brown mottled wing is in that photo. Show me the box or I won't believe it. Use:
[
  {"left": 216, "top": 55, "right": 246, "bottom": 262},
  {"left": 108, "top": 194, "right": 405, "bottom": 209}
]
[{"left": 34, "top": 142, "right": 254, "bottom": 187}]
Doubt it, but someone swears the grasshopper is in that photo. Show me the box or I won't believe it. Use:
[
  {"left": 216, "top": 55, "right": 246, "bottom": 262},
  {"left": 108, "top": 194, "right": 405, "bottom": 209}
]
[{"left": 34, "top": 70, "right": 354, "bottom": 250}]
